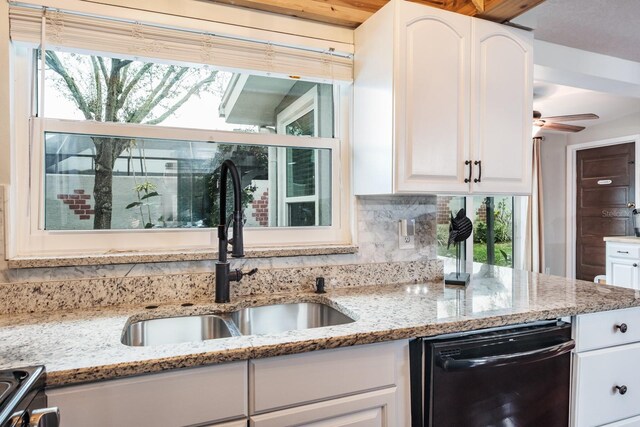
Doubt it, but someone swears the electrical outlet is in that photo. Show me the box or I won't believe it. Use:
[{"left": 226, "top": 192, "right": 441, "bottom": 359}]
[
  {"left": 399, "top": 234, "right": 415, "bottom": 250},
  {"left": 398, "top": 219, "right": 416, "bottom": 250}
]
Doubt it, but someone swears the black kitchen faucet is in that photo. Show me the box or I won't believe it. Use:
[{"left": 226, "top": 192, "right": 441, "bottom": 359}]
[{"left": 215, "top": 159, "right": 257, "bottom": 303}]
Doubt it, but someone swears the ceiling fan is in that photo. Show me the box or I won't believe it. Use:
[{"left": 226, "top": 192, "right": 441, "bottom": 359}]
[{"left": 532, "top": 111, "right": 599, "bottom": 133}]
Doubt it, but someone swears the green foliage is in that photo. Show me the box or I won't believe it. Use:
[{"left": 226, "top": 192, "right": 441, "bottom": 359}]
[
  {"left": 473, "top": 242, "right": 513, "bottom": 267},
  {"left": 436, "top": 223, "right": 450, "bottom": 248},
  {"left": 474, "top": 221, "right": 487, "bottom": 243},
  {"left": 206, "top": 144, "right": 268, "bottom": 227},
  {"left": 126, "top": 180, "right": 160, "bottom": 229},
  {"left": 494, "top": 199, "right": 513, "bottom": 243}
]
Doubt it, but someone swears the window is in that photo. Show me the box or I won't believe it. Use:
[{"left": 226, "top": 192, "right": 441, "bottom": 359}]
[
  {"left": 9, "top": 6, "right": 352, "bottom": 256},
  {"left": 437, "top": 196, "right": 525, "bottom": 268}
]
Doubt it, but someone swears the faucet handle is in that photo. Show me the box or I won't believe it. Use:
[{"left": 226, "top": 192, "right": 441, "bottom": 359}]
[{"left": 228, "top": 267, "right": 258, "bottom": 282}]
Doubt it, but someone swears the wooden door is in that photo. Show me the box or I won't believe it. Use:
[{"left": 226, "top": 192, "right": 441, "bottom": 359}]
[
  {"left": 395, "top": 1, "right": 471, "bottom": 193},
  {"left": 470, "top": 18, "right": 533, "bottom": 195},
  {"left": 576, "top": 143, "right": 635, "bottom": 281}
]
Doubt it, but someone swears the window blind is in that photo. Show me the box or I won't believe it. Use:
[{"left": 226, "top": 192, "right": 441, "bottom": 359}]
[{"left": 9, "top": 5, "right": 353, "bottom": 82}]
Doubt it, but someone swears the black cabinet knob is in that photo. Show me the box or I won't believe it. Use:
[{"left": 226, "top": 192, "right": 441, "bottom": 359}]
[
  {"left": 634, "top": 263, "right": 638, "bottom": 267},
  {"left": 616, "top": 323, "right": 628, "bottom": 333},
  {"left": 615, "top": 385, "right": 628, "bottom": 395}
]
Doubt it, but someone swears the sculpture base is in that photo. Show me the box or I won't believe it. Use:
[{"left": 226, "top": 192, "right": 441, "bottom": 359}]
[{"left": 444, "top": 272, "right": 470, "bottom": 286}]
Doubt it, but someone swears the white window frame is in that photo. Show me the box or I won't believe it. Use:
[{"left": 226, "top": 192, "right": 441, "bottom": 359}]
[
  {"left": 275, "top": 88, "right": 320, "bottom": 226},
  {"left": 9, "top": 45, "right": 351, "bottom": 257}
]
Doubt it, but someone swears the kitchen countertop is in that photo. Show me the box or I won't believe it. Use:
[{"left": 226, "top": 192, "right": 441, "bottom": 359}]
[
  {"left": 1, "top": 263, "right": 639, "bottom": 388},
  {"left": 604, "top": 236, "right": 640, "bottom": 243}
]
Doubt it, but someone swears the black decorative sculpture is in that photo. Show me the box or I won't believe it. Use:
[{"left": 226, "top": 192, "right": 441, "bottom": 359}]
[{"left": 445, "top": 208, "right": 473, "bottom": 285}]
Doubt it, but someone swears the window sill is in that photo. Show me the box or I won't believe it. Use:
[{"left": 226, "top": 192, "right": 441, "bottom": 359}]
[{"left": 7, "top": 245, "right": 359, "bottom": 269}]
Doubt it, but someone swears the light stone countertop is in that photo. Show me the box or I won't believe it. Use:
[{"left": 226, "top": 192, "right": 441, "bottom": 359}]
[
  {"left": 1, "top": 263, "right": 639, "bottom": 388},
  {"left": 604, "top": 236, "right": 640, "bottom": 243}
]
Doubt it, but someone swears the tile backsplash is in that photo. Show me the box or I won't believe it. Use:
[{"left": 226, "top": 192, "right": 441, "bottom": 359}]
[{"left": 0, "top": 194, "right": 438, "bottom": 283}]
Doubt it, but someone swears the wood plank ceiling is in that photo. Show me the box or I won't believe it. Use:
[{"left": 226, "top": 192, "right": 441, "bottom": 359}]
[{"left": 206, "top": 0, "right": 545, "bottom": 27}]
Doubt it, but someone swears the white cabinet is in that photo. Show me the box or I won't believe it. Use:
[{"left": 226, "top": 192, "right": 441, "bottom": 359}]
[
  {"left": 353, "top": 0, "right": 532, "bottom": 196},
  {"left": 46, "top": 362, "right": 249, "bottom": 427},
  {"left": 206, "top": 420, "right": 249, "bottom": 427},
  {"left": 250, "top": 340, "right": 410, "bottom": 426},
  {"left": 573, "top": 308, "right": 640, "bottom": 426},
  {"left": 46, "top": 340, "right": 410, "bottom": 427},
  {"left": 606, "top": 242, "right": 640, "bottom": 289},
  {"left": 250, "top": 388, "right": 396, "bottom": 427},
  {"left": 574, "top": 343, "right": 640, "bottom": 426},
  {"left": 470, "top": 18, "right": 533, "bottom": 194}
]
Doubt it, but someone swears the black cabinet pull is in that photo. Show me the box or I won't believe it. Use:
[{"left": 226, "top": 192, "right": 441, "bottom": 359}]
[
  {"left": 616, "top": 323, "right": 628, "bottom": 333},
  {"left": 464, "top": 160, "right": 472, "bottom": 183},
  {"left": 634, "top": 263, "right": 638, "bottom": 267},
  {"left": 615, "top": 385, "right": 628, "bottom": 395},
  {"left": 618, "top": 251, "right": 629, "bottom": 254},
  {"left": 473, "top": 160, "right": 482, "bottom": 183}
]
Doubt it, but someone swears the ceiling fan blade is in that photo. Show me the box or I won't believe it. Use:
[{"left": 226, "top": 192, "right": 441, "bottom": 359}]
[
  {"left": 541, "top": 113, "right": 599, "bottom": 122},
  {"left": 542, "top": 122, "right": 585, "bottom": 133}
]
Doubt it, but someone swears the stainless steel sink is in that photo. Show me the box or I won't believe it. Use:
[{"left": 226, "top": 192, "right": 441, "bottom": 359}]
[
  {"left": 121, "top": 302, "right": 354, "bottom": 346},
  {"left": 230, "top": 302, "right": 354, "bottom": 335},
  {"left": 122, "top": 314, "right": 233, "bottom": 347}
]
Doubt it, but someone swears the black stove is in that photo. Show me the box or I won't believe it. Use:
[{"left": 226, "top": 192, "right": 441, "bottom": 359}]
[{"left": 0, "top": 366, "right": 58, "bottom": 427}]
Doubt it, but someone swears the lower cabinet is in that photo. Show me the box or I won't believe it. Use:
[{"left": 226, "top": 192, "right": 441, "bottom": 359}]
[
  {"left": 573, "top": 308, "right": 640, "bottom": 427},
  {"left": 46, "top": 361, "right": 248, "bottom": 427},
  {"left": 205, "top": 421, "right": 249, "bottom": 427},
  {"left": 250, "top": 388, "right": 396, "bottom": 427},
  {"left": 46, "top": 340, "right": 410, "bottom": 427},
  {"left": 605, "top": 242, "right": 640, "bottom": 289}
]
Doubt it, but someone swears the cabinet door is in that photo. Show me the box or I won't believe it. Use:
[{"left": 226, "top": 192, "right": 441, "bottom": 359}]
[
  {"left": 204, "top": 420, "right": 248, "bottom": 427},
  {"left": 573, "top": 343, "right": 640, "bottom": 426},
  {"left": 46, "top": 362, "right": 248, "bottom": 427},
  {"left": 395, "top": 1, "right": 471, "bottom": 193},
  {"left": 250, "top": 388, "right": 396, "bottom": 427},
  {"left": 471, "top": 19, "right": 533, "bottom": 194},
  {"left": 608, "top": 257, "right": 640, "bottom": 289}
]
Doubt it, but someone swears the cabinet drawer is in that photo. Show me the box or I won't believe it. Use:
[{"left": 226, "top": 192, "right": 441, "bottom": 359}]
[
  {"left": 46, "top": 362, "right": 248, "bottom": 427},
  {"left": 575, "top": 307, "right": 640, "bottom": 352},
  {"left": 608, "top": 244, "right": 640, "bottom": 259},
  {"left": 574, "top": 343, "right": 640, "bottom": 426},
  {"left": 250, "top": 341, "right": 399, "bottom": 414}
]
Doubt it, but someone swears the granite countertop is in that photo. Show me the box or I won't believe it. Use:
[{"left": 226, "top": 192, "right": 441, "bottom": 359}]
[
  {"left": 604, "top": 236, "right": 640, "bottom": 243},
  {"left": 2, "top": 264, "right": 639, "bottom": 388}
]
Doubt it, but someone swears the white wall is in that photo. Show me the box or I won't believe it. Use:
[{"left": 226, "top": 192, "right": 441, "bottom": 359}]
[
  {"left": 568, "top": 111, "right": 640, "bottom": 145},
  {"left": 540, "top": 132, "right": 569, "bottom": 276},
  {"left": 0, "top": 1, "right": 10, "bottom": 185}
]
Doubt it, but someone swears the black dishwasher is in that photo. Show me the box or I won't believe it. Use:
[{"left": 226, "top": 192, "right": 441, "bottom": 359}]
[{"left": 410, "top": 320, "right": 574, "bottom": 427}]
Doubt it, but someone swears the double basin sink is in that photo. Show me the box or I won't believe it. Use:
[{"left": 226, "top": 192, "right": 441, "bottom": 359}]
[{"left": 122, "top": 302, "right": 355, "bottom": 347}]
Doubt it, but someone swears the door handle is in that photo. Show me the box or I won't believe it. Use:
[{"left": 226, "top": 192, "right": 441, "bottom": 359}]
[
  {"left": 435, "top": 339, "right": 575, "bottom": 371},
  {"left": 628, "top": 202, "right": 636, "bottom": 208},
  {"left": 464, "top": 160, "right": 472, "bottom": 183},
  {"left": 473, "top": 160, "right": 482, "bottom": 183}
]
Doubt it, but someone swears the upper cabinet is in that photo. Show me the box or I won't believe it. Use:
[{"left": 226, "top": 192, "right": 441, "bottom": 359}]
[{"left": 353, "top": 0, "right": 533, "bottom": 195}]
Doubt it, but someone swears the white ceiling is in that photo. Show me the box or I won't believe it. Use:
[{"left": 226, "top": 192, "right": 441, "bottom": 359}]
[
  {"left": 512, "top": 0, "right": 640, "bottom": 63},
  {"left": 513, "top": 0, "right": 640, "bottom": 134},
  {"left": 533, "top": 82, "right": 640, "bottom": 132}
]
